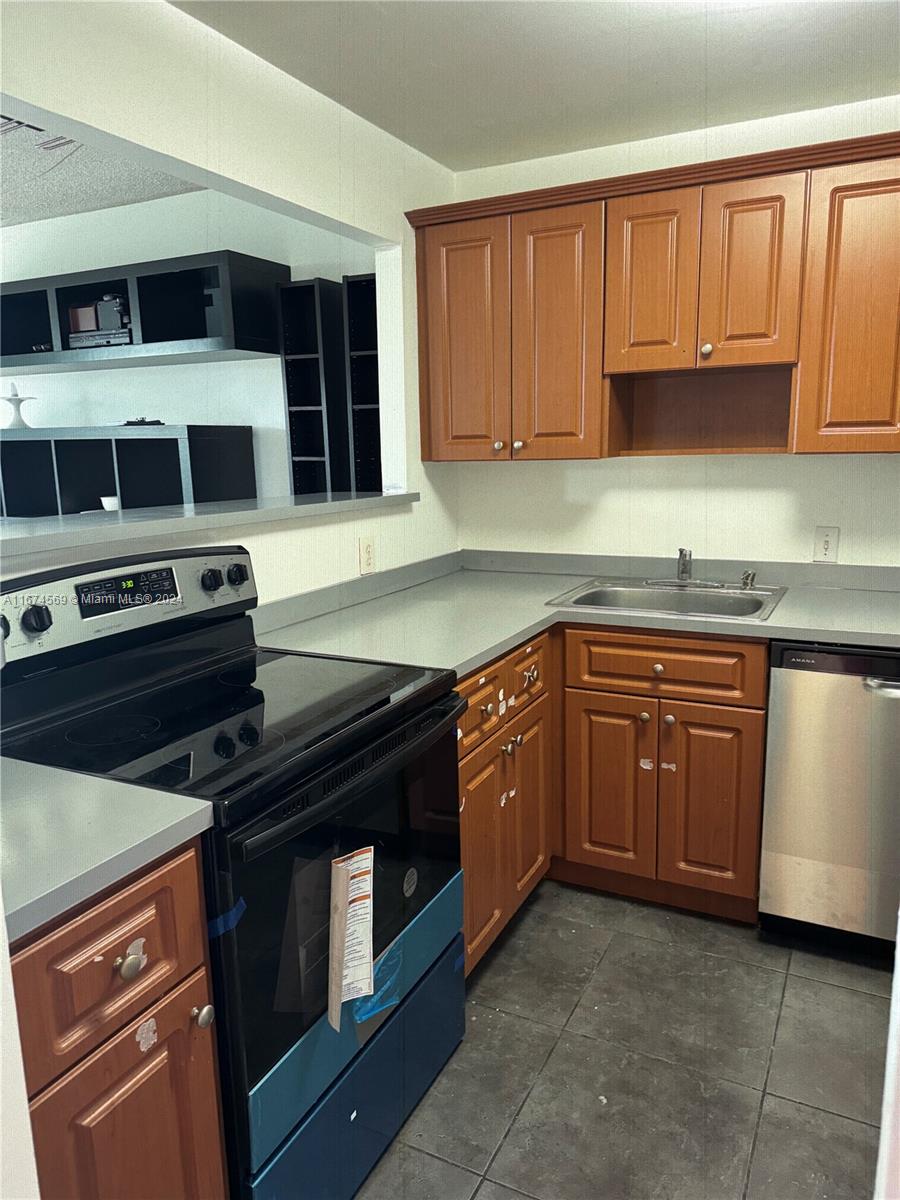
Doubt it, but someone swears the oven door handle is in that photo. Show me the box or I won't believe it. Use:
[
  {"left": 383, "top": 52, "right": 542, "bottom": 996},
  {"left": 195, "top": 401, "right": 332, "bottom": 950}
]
[{"left": 235, "top": 694, "right": 465, "bottom": 862}]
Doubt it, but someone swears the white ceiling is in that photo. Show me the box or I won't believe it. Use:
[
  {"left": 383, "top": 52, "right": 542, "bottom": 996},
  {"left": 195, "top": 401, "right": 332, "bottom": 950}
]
[
  {"left": 0, "top": 119, "right": 202, "bottom": 227},
  {"left": 171, "top": 0, "right": 900, "bottom": 170}
]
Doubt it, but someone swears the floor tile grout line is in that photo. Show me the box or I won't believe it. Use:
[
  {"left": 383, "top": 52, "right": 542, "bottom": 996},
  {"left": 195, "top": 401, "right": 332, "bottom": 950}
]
[
  {"left": 741, "top": 958, "right": 790, "bottom": 1200},
  {"left": 763, "top": 1089, "right": 883, "bottom": 1131},
  {"left": 786, "top": 967, "right": 895, "bottom": 1000},
  {"left": 560, "top": 1025, "right": 767, "bottom": 1094},
  {"left": 478, "top": 1016, "right": 569, "bottom": 1195}
]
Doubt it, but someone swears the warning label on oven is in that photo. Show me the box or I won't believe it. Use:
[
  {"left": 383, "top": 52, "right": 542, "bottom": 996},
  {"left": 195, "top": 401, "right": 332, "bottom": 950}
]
[{"left": 328, "top": 846, "right": 375, "bottom": 1032}]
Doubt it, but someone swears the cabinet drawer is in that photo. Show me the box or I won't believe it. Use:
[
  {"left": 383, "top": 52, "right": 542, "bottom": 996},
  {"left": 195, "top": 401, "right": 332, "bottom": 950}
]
[
  {"left": 457, "top": 660, "right": 505, "bottom": 758},
  {"left": 565, "top": 629, "right": 767, "bottom": 708},
  {"left": 13, "top": 847, "right": 205, "bottom": 1097},
  {"left": 505, "top": 634, "right": 548, "bottom": 715}
]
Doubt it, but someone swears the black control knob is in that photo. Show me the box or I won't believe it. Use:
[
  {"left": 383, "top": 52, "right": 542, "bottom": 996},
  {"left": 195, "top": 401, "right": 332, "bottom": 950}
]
[
  {"left": 200, "top": 568, "right": 224, "bottom": 593},
  {"left": 0, "top": 614, "right": 9, "bottom": 640},
  {"left": 213, "top": 733, "right": 236, "bottom": 760},
  {"left": 21, "top": 604, "right": 53, "bottom": 635},
  {"left": 238, "top": 722, "right": 260, "bottom": 748},
  {"left": 227, "top": 563, "right": 249, "bottom": 587}
]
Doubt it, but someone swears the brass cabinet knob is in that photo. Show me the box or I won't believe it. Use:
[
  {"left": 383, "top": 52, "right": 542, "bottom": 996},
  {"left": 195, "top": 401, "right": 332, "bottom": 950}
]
[
  {"left": 113, "top": 953, "right": 145, "bottom": 982},
  {"left": 512, "top": 440, "right": 525, "bottom": 451},
  {"left": 652, "top": 663, "right": 665, "bottom": 675},
  {"left": 191, "top": 1004, "right": 215, "bottom": 1029},
  {"left": 501, "top": 741, "right": 515, "bottom": 756},
  {"left": 515, "top": 734, "right": 525, "bottom": 747},
  {"left": 480, "top": 702, "right": 495, "bottom": 717},
  {"left": 664, "top": 714, "right": 676, "bottom": 726},
  {"left": 700, "top": 342, "right": 713, "bottom": 356},
  {"left": 493, "top": 441, "right": 505, "bottom": 451},
  {"left": 523, "top": 666, "right": 539, "bottom": 685},
  {"left": 639, "top": 711, "right": 651, "bottom": 723}
]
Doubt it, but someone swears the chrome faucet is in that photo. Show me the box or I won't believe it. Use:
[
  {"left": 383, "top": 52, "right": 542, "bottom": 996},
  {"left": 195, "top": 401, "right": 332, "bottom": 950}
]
[
  {"left": 741, "top": 570, "right": 757, "bottom": 590},
  {"left": 676, "top": 548, "right": 692, "bottom": 582}
]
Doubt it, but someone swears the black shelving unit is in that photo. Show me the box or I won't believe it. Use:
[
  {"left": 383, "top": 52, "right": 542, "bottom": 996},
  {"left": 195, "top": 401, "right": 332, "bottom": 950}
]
[
  {"left": 0, "top": 425, "right": 255, "bottom": 517},
  {"left": 0, "top": 251, "right": 290, "bottom": 374},
  {"left": 342, "top": 273, "right": 382, "bottom": 493},
  {"left": 279, "top": 278, "right": 352, "bottom": 495}
]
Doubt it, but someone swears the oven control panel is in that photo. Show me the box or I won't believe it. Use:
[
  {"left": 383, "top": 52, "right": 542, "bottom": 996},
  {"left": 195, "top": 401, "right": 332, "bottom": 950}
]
[{"left": 0, "top": 548, "right": 256, "bottom": 669}]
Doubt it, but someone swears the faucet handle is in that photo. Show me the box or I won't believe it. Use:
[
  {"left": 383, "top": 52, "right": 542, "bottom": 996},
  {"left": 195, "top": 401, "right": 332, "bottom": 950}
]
[{"left": 741, "top": 570, "right": 757, "bottom": 589}]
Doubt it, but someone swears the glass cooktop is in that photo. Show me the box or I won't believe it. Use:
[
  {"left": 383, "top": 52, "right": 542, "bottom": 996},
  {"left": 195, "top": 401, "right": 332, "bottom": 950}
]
[{"left": 2, "top": 635, "right": 453, "bottom": 815}]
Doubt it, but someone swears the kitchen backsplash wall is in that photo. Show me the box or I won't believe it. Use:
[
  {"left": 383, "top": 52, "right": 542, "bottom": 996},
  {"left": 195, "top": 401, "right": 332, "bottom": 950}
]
[{"left": 454, "top": 455, "right": 900, "bottom": 568}]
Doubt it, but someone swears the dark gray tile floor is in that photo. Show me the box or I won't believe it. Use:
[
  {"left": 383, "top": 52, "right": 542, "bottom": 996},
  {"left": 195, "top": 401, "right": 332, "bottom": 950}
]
[{"left": 358, "top": 880, "right": 893, "bottom": 1200}]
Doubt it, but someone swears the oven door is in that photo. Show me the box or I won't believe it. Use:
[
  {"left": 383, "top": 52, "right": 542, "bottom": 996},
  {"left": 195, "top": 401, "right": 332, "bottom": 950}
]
[{"left": 210, "top": 694, "right": 464, "bottom": 1180}]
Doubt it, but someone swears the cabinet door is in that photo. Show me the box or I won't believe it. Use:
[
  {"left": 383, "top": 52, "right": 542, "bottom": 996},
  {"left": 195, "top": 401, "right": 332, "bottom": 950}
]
[
  {"left": 511, "top": 202, "right": 603, "bottom": 458},
  {"left": 793, "top": 158, "right": 900, "bottom": 452},
  {"left": 420, "top": 217, "right": 511, "bottom": 460},
  {"left": 506, "top": 695, "right": 550, "bottom": 906},
  {"left": 656, "top": 701, "right": 764, "bottom": 898},
  {"left": 505, "top": 633, "right": 548, "bottom": 713},
  {"left": 564, "top": 690, "right": 658, "bottom": 878},
  {"left": 697, "top": 172, "right": 807, "bottom": 367},
  {"left": 604, "top": 187, "right": 701, "bottom": 373},
  {"left": 457, "top": 659, "right": 506, "bottom": 760},
  {"left": 459, "top": 733, "right": 509, "bottom": 972},
  {"left": 30, "top": 968, "right": 225, "bottom": 1200}
]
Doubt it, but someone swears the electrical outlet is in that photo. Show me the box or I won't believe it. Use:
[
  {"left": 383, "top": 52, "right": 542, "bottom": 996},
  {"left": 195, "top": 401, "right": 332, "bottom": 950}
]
[
  {"left": 358, "top": 536, "right": 376, "bottom": 575},
  {"left": 813, "top": 526, "right": 840, "bottom": 563}
]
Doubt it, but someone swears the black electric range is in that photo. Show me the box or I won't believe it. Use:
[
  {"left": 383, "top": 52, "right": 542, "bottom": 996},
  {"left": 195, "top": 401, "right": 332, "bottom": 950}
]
[{"left": 0, "top": 547, "right": 465, "bottom": 1198}]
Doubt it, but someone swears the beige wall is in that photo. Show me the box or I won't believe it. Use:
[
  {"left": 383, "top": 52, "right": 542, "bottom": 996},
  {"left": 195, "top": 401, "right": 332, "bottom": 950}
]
[
  {"left": 0, "top": 0, "right": 458, "bottom": 603},
  {"left": 3, "top": 6, "right": 899, "bottom": 596},
  {"left": 452, "top": 94, "right": 900, "bottom": 569}
]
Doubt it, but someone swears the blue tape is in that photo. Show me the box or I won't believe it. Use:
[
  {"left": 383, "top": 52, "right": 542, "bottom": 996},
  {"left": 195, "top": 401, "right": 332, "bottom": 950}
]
[
  {"left": 352, "top": 940, "right": 402, "bottom": 1023},
  {"left": 208, "top": 896, "right": 247, "bottom": 938}
]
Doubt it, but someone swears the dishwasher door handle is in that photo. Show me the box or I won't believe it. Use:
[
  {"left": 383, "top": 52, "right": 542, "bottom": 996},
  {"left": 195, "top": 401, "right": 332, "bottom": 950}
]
[{"left": 863, "top": 676, "right": 900, "bottom": 697}]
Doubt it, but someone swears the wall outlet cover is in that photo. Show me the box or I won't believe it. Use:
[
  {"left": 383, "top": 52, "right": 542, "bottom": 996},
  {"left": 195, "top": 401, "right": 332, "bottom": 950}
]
[
  {"left": 813, "top": 525, "right": 840, "bottom": 563},
  {"left": 358, "top": 536, "right": 376, "bottom": 575}
]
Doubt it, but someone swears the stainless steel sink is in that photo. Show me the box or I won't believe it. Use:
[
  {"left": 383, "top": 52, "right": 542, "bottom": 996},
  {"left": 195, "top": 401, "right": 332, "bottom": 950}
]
[{"left": 548, "top": 578, "right": 786, "bottom": 621}]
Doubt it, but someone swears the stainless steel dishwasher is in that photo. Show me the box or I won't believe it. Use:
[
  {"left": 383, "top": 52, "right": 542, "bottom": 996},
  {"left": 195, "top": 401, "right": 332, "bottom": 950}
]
[{"left": 760, "top": 642, "right": 900, "bottom": 941}]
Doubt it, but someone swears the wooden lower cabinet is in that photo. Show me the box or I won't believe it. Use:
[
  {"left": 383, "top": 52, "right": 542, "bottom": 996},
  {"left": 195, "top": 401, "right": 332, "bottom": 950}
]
[
  {"left": 460, "top": 694, "right": 551, "bottom": 972},
  {"left": 564, "top": 680, "right": 765, "bottom": 903},
  {"left": 29, "top": 968, "right": 225, "bottom": 1200},
  {"left": 459, "top": 732, "right": 508, "bottom": 969},
  {"left": 656, "top": 701, "right": 765, "bottom": 898},
  {"left": 564, "top": 690, "right": 658, "bottom": 878}
]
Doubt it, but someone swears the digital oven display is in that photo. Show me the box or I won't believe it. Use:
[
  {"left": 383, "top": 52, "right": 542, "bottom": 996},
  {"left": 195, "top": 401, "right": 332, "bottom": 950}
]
[{"left": 75, "top": 567, "right": 178, "bottom": 618}]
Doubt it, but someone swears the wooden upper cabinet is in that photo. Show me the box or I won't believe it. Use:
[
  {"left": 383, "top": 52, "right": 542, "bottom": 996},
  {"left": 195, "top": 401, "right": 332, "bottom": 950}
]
[
  {"left": 420, "top": 216, "right": 511, "bottom": 460},
  {"left": 604, "top": 187, "right": 701, "bottom": 373},
  {"left": 656, "top": 701, "right": 765, "bottom": 899},
  {"left": 565, "top": 689, "right": 658, "bottom": 879},
  {"left": 697, "top": 172, "right": 807, "bottom": 367},
  {"left": 511, "top": 202, "right": 603, "bottom": 458},
  {"left": 793, "top": 157, "right": 900, "bottom": 452},
  {"left": 29, "top": 968, "right": 226, "bottom": 1200}
]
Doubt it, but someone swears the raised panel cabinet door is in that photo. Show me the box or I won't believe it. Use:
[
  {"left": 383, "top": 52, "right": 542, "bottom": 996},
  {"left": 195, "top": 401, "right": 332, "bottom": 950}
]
[
  {"left": 29, "top": 968, "right": 226, "bottom": 1200},
  {"left": 506, "top": 695, "right": 551, "bottom": 905},
  {"left": 456, "top": 659, "right": 506, "bottom": 759},
  {"left": 604, "top": 187, "right": 701, "bottom": 373},
  {"left": 511, "top": 202, "right": 603, "bottom": 458},
  {"left": 420, "top": 217, "right": 511, "bottom": 460},
  {"left": 793, "top": 158, "right": 900, "bottom": 452},
  {"left": 697, "top": 172, "right": 808, "bottom": 367},
  {"left": 656, "top": 701, "right": 765, "bottom": 898},
  {"left": 564, "top": 689, "right": 658, "bottom": 878},
  {"left": 459, "top": 733, "right": 509, "bottom": 972}
]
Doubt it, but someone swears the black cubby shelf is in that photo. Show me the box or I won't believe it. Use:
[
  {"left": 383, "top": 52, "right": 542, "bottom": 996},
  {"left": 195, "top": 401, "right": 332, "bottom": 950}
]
[
  {"left": 343, "top": 273, "right": 382, "bottom": 493},
  {"left": 0, "top": 251, "right": 290, "bottom": 375},
  {"left": 278, "top": 279, "right": 352, "bottom": 495},
  {"left": 0, "top": 425, "right": 256, "bottom": 518}
]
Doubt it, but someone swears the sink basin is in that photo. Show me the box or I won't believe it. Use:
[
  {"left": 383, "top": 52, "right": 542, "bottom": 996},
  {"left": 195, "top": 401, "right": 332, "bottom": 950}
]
[{"left": 548, "top": 579, "right": 786, "bottom": 621}]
